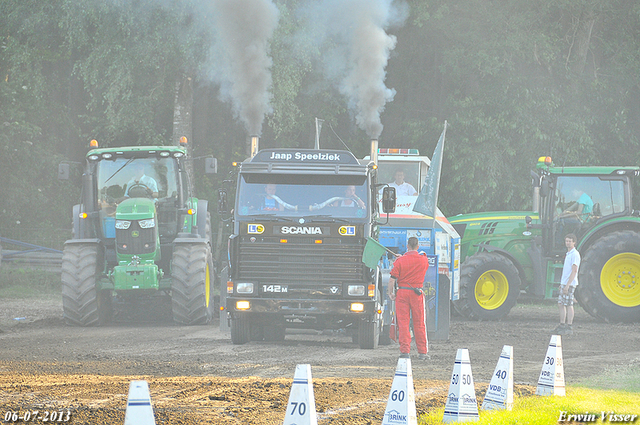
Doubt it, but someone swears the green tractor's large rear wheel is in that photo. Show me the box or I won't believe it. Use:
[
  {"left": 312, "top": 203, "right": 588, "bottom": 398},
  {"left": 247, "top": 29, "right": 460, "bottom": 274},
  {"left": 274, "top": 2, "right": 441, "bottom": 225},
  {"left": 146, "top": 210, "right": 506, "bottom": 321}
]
[
  {"left": 61, "top": 243, "right": 112, "bottom": 326},
  {"left": 455, "top": 252, "right": 521, "bottom": 320},
  {"left": 171, "top": 243, "right": 215, "bottom": 325},
  {"left": 576, "top": 230, "right": 640, "bottom": 323}
]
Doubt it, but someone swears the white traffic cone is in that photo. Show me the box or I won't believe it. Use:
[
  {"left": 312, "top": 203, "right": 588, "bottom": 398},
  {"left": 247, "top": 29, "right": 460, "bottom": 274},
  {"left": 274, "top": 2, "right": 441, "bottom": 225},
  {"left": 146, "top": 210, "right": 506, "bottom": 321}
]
[
  {"left": 381, "top": 357, "right": 418, "bottom": 425},
  {"left": 124, "top": 380, "right": 156, "bottom": 425},
  {"left": 536, "top": 335, "right": 565, "bottom": 396},
  {"left": 442, "top": 349, "right": 479, "bottom": 423},
  {"left": 283, "top": 364, "right": 318, "bottom": 425},
  {"left": 481, "top": 345, "right": 514, "bottom": 410}
]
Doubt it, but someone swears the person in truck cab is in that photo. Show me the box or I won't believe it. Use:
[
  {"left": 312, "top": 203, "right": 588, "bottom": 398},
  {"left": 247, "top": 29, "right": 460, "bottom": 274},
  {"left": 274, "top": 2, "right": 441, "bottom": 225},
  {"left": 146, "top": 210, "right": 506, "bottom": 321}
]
[
  {"left": 333, "top": 185, "right": 365, "bottom": 208},
  {"left": 260, "top": 183, "right": 297, "bottom": 211},
  {"left": 389, "top": 169, "right": 417, "bottom": 196}
]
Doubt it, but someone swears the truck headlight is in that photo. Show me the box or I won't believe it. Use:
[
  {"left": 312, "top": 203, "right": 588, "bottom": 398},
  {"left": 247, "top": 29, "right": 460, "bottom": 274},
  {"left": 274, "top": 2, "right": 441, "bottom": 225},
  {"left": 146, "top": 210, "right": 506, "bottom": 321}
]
[
  {"left": 350, "top": 302, "right": 365, "bottom": 312},
  {"left": 236, "top": 283, "right": 254, "bottom": 294},
  {"left": 115, "top": 220, "right": 131, "bottom": 230},
  {"left": 138, "top": 218, "right": 155, "bottom": 229},
  {"left": 348, "top": 285, "right": 365, "bottom": 296},
  {"left": 236, "top": 300, "right": 251, "bottom": 310}
]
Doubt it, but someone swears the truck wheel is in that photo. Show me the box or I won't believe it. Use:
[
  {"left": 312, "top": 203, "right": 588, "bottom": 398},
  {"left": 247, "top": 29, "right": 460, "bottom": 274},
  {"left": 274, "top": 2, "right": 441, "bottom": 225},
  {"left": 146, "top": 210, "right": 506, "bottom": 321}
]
[
  {"left": 61, "top": 243, "right": 111, "bottom": 326},
  {"left": 358, "top": 317, "right": 380, "bottom": 349},
  {"left": 455, "top": 252, "right": 521, "bottom": 320},
  {"left": 171, "top": 243, "right": 214, "bottom": 325},
  {"left": 230, "top": 316, "right": 251, "bottom": 344},
  {"left": 577, "top": 230, "right": 640, "bottom": 323}
]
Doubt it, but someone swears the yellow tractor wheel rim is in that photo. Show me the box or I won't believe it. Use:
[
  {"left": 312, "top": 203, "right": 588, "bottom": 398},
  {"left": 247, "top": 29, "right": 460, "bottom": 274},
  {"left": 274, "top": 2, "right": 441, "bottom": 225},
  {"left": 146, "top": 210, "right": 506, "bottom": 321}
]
[
  {"left": 474, "top": 269, "right": 509, "bottom": 310},
  {"left": 600, "top": 252, "right": 640, "bottom": 308},
  {"left": 205, "top": 262, "right": 211, "bottom": 308}
]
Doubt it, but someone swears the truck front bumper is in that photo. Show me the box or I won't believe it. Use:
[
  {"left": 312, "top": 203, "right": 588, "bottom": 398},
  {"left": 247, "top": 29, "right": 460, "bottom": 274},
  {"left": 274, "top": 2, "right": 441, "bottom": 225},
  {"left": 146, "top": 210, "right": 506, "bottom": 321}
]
[{"left": 226, "top": 297, "right": 380, "bottom": 324}]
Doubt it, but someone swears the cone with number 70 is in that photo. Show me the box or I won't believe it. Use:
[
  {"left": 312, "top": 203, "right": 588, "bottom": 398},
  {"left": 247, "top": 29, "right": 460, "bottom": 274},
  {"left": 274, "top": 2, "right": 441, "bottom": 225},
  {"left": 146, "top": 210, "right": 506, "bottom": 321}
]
[{"left": 283, "top": 364, "right": 318, "bottom": 425}]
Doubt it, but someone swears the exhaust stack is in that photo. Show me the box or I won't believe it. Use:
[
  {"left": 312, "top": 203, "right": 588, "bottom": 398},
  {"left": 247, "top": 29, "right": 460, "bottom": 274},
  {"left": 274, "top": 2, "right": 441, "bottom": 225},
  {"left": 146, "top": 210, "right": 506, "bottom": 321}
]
[
  {"left": 250, "top": 135, "right": 259, "bottom": 158},
  {"left": 532, "top": 186, "right": 540, "bottom": 213},
  {"left": 370, "top": 139, "right": 379, "bottom": 166}
]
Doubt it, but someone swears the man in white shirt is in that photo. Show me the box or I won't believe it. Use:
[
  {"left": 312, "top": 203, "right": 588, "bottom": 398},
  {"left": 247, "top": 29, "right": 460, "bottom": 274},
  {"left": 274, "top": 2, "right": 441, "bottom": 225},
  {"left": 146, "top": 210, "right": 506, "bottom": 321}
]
[
  {"left": 125, "top": 162, "right": 159, "bottom": 198},
  {"left": 389, "top": 170, "right": 417, "bottom": 196},
  {"left": 553, "top": 233, "right": 580, "bottom": 336}
]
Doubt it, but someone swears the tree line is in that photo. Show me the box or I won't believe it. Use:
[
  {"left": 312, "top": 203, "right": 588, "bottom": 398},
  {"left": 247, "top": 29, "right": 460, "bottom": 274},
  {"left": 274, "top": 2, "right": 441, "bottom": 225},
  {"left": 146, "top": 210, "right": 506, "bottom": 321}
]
[{"left": 1, "top": 0, "right": 639, "bottom": 244}]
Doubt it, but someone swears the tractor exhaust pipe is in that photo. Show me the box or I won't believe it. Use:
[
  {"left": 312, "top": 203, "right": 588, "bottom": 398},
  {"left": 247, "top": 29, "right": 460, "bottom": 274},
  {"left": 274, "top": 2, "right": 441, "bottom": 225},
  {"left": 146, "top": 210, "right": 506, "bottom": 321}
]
[
  {"left": 250, "top": 135, "right": 259, "bottom": 158},
  {"left": 532, "top": 186, "right": 540, "bottom": 213},
  {"left": 370, "top": 139, "right": 378, "bottom": 166}
]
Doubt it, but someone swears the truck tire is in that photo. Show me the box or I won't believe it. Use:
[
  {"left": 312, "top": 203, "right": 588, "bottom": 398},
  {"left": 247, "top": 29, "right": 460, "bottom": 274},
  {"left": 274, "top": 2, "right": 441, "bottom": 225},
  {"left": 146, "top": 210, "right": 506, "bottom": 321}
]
[
  {"left": 171, "top": 243, "right": 214, "bottom": 325},
  {"left": 358, "top": 317, "right": 380, "bottom": 349},
  {"left": 454, "top": 252, "right": 521, "bottom": 320},
  {"left": 230, "top": 316, "right": 251, "bottom": 344},
  {"left": 61, "top": 243, "right": 111, "bottom": 326},
  {"left": 577, "top": 230, "right": 640, "bottom": 323}
]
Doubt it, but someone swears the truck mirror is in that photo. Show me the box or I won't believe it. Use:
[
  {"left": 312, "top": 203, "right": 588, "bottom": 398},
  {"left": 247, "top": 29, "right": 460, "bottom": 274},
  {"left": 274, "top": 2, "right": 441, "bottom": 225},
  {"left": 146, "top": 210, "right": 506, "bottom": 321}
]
[
  {"left": 205, "top": 157, "right": 218, "bottom": 174},
  {"left": 217, "top": 189, "right": 228, "bottom": 214},
  {"left": 382, "top": 186, "right": 396, "bottom": 214},
  {"left": 58, "top": 163, "right": 70, "bottom": 180}
]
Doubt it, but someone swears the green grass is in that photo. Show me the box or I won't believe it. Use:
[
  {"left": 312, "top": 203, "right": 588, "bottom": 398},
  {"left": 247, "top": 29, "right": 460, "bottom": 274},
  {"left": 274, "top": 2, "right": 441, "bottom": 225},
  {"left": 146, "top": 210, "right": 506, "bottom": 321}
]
[
  {"left": 418, "top": 364, "right": 640, "bottom": 425},
  {"left": 577, "top": 364, "right": 640, "bottom": 393},
  {"left": 0, "top": 268, "right": 61, "bottom": 298},
  {"left": 419, "top": 387, "right": 640, "bottom": 424}
]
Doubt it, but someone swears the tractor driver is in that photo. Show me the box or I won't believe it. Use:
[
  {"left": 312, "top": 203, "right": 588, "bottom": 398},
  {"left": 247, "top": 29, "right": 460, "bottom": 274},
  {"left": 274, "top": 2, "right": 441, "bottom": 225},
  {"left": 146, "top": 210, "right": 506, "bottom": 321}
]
[
  {"left": 389, "top": 170, "right": 418, "bottom": 196},
  {"left": 124, "top": 162, "right": 158, "bottom": 198}
]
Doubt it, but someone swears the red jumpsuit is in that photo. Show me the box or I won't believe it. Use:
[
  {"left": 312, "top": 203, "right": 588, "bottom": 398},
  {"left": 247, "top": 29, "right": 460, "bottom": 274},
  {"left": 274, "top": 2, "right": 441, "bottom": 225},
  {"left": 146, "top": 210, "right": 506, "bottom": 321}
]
[{"left": 390, "top": 250, "right": 429, "bottom": 355}]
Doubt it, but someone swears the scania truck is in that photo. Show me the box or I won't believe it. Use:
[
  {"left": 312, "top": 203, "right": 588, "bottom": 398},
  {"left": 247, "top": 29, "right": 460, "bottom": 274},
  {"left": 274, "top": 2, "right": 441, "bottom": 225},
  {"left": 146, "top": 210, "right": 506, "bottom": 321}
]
[{"left": 221, "top": 137, "right": 388, "bottom": 348}]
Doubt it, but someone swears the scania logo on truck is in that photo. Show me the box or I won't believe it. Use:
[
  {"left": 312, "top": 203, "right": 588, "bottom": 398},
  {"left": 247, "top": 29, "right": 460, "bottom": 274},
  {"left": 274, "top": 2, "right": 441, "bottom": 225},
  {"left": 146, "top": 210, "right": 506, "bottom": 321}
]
[{"left": 280, "top": 226, "right": 323, "bottom": 235}]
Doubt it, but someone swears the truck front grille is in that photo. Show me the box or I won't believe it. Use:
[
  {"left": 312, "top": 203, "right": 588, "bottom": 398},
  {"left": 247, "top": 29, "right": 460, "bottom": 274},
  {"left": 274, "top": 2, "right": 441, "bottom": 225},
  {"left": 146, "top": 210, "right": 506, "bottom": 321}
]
[{"left": 236, "top": 237, "right": 366, "bottom": 284}]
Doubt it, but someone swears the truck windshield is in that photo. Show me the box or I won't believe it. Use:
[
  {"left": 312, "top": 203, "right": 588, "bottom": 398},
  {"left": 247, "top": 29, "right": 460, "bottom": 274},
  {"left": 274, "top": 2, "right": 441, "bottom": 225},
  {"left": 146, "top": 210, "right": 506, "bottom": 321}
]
[
  {"left": 236, "top": 176, "right": 369, "bottom": 219},
  {"left": 96, "top": 157, "right": 179, "bottom": 216}
]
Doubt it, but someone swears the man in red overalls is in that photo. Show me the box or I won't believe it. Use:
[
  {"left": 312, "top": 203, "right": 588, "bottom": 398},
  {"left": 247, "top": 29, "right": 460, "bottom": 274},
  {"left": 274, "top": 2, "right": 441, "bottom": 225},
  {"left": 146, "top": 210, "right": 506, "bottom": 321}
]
[{"left": 387, "top": 236, "right": 430, "bottom": 360}]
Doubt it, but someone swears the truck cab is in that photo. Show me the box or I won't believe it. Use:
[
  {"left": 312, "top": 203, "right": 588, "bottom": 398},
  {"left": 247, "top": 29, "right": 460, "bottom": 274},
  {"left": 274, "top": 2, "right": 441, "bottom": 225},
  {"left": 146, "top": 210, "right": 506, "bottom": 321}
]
[{"left": 223, "top": 144, "right": 384, "bottom": 348}]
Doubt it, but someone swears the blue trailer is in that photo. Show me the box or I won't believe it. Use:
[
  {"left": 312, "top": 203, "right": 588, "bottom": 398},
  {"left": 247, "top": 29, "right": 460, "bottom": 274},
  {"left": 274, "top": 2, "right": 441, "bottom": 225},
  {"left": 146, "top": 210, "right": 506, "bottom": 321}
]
[{"left": 371, "top": 149, "right": 460, "bottom": 341}]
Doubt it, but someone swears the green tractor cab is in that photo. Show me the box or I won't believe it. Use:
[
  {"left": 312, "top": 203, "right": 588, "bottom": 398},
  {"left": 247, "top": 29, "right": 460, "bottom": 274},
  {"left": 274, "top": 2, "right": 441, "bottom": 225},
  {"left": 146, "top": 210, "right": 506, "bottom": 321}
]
[
  {"left": 59, "top": 139, "right": 217, "bottom": 326},
  {"left": 450, "top": 156, "right": 640, "bottom": 323}
]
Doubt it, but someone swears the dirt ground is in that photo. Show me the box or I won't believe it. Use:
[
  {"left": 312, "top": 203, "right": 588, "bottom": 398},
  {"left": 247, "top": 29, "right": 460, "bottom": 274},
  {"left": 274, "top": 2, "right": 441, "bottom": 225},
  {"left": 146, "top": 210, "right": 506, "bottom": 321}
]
[{"left": 1, "top": 297, "right": 639, "bottom": 424}]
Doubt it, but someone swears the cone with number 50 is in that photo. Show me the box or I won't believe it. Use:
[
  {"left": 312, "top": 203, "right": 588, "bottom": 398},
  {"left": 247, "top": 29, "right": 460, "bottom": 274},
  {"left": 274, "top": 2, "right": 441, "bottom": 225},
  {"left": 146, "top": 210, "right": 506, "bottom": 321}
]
[{"left": 443, "top": 348, "right": 479, "bottom": 423}]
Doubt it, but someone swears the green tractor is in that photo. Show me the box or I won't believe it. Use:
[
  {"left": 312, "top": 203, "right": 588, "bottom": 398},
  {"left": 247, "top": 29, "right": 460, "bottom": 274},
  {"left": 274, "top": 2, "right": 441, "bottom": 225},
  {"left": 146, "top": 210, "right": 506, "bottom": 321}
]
[
  {"left": 58, "top": 139, "right": 217, "bottom": 326},
  {"left": 450, "top": 156, "right": 640, "bottom": 323}
]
